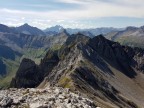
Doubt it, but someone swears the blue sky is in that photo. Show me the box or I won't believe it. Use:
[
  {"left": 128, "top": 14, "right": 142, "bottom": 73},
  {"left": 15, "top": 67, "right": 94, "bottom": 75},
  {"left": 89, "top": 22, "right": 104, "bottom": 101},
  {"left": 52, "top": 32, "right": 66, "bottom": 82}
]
[{"left": 0, "top": 0, "right": 144, "bottom": 29}]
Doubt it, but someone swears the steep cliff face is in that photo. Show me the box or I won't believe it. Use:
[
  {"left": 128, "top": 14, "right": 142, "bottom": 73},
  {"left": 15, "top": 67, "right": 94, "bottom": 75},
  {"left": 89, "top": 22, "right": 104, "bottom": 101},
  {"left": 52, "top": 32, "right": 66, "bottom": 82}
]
[
  {"left": 10, "top": 58, "right": 42, "bottom": 88},
  {"left": 88, "top": 35, "right": 138, "bottom": 78},
  {"left": 10, "top": 50, "right": 60, "bottom": 88},
  {"left": 11, "top": 34, "right": 144, "bottom": 108},
  {"left": 39, "top": 50, "right": 59, "bottom": 78},
  {"left": 90, "top": 35, "right": 144, "bottom": 75}
]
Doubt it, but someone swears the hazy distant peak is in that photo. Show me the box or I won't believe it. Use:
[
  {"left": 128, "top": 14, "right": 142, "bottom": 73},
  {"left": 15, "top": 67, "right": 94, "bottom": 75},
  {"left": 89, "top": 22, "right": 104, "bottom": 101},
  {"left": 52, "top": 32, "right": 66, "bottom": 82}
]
[
  {"left": 44, "top": 25, "right": 64, "bottom": 33},
  {"left": 23, "top": 23, "right": 29, "bottom": 26},
  {"left": 140, "top": 25, "right": 144, "bottom": 29},
  {"left": 125, "top": 26, "right": 138, "bottom": 31},
  {"left": 55, "top": 25, "right": 63, "bottom": 28},
  {"left": 16, "top": 23, "right": 45, "bottom": 36},
  {"left": 59, "top": 28, "right": 67, "bottom": 33},
  {"left": 19, "top": 23, "right": 33, "bottom": 28}
]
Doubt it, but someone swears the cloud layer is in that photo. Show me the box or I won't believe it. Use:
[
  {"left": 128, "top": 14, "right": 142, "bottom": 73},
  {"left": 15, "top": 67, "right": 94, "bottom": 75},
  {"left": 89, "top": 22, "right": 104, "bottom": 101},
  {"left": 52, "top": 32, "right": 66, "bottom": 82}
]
[{"left": 0, "top": 0, "right": 144, "bottom": 29}]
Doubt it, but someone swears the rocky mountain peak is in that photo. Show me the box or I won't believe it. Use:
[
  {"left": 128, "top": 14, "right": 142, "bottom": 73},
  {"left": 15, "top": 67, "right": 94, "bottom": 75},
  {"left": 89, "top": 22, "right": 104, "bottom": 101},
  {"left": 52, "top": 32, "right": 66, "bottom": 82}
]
[
  {"left": 58, "top": 29, "right": 69, "bottom": 36},
  {"left": 45, "top": 25, "right": 64, "bottom": 33},
  {"left": 22, "top": 23, "right": 30, "bottom": 27},
  {"left": 65, "top": 33, "right": 89, "bottom": 46},
  {"left": 18, "top": 23, "right": 34, "bottom": 30},
  {"left": 10, "top": 58, "right": 43, "bottom": 88},
  {"left": 88, "top": 34, "right": 114, "bottom": 52},
  {"left": 16, "top": 24, "right": 45, "bottom": 36},
  {"left": 55, "top": 25, "right": 63, "bottom": 29},
  {"left": 92, "top": 34, "right": 107, "bottom": 41},
  {"left": 125, "top": 26, "right": 138, "bottom": 31}
]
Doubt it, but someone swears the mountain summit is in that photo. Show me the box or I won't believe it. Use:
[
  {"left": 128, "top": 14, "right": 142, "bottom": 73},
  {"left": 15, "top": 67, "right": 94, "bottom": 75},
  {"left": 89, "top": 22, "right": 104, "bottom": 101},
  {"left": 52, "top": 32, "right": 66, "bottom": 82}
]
[
  {"left": 15, "top": 23, "right": 45, "bottom": 36},
  {"left": 44, "top": 25, "right": 64, "bottom": 33}
]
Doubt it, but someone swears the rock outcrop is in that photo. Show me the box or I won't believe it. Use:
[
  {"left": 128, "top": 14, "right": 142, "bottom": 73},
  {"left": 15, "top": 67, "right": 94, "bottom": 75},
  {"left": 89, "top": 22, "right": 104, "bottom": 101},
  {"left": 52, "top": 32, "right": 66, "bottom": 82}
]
[
  {"left": 10, "top": 50, "right": 60, "bottom": 88},
  {"left": 0, "top": 87, "right": 98, "bottom": 108},
  {"left": 10, "top": 58, "right": 42, "bottom": 88}
]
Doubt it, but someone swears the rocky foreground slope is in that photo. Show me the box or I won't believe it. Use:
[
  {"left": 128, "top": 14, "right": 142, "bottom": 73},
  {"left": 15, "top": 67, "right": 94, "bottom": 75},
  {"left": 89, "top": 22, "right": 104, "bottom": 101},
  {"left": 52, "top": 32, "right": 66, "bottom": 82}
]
[
  {"left": 0, "top": 87, "right": 98, "bottom": 108},
  {"left": 10, "top": 34, "right": 144, "bottom": 108}
]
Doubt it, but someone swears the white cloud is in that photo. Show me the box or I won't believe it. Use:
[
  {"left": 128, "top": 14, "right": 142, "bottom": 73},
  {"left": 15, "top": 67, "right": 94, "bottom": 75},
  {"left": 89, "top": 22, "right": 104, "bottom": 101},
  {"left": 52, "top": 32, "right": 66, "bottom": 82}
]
[
  {"left": 0, "top": 0, "right": 144, "bottom": 28},
  {"left": 57, "top": 0, "right": 86, "bottom": 4},
  {"left": 1, "top": 0, "right": 144, "bottom": 19},
  {"left": 112, "top": 0, "right": 144, "bottom": 6}
]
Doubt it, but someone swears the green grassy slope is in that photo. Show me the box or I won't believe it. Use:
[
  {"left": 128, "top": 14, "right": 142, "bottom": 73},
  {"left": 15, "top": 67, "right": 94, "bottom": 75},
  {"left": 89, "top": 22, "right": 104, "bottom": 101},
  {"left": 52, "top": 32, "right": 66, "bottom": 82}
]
[{"left": 0, "top": 57, "right": 20, "bottom": 88}]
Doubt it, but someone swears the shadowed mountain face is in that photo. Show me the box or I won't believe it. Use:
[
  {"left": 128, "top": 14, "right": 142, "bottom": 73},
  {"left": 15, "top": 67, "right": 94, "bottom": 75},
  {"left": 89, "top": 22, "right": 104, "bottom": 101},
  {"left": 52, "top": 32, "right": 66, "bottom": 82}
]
[
  {"left": 88, "top": 36, "right": 138, "bottom": 78},
  {"left": 10, "top": 58, "right": 42, "bottom": 88},
  {"left": 0, "top": 45, "right": 21, "bottom": 75},
  {"left": 11, "top": 34, "right": 144, "bottom": 108},
  {"left": 0, "top": 60, "right": 6, "bottom": 75},
  {"left": 0, "top": 45, "right": 21, "bottom": 60},
  {"left": 0, "top": 24, "right": 16, "bottom": 33}
]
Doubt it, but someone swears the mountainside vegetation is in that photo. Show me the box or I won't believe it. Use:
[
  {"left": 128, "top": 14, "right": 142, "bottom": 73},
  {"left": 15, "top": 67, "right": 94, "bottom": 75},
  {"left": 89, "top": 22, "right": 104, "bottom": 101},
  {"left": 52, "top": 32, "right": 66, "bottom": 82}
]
[{"left": 0, "top": 29, "right": 68, "bottom": 88}]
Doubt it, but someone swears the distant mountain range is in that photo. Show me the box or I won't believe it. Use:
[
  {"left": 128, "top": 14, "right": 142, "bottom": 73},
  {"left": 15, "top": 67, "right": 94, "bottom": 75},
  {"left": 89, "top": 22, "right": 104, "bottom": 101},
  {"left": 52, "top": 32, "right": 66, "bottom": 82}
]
[
  {"left": 45, "top": 25, "right": 122, "bottom": 37},
  {"left": 105, "top": 26, "right": 144, "bottom": 48},
  {"left": 0, "top": 23, "right": 122, "bottom": 37},
  {"left": 44, "top": 25, "right": 64, "bottom": 33}
]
